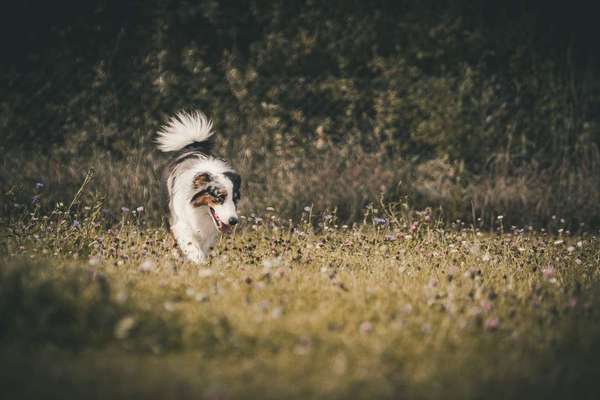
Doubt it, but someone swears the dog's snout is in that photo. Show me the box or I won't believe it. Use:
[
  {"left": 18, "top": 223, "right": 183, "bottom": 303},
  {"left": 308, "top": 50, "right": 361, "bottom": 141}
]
[{"left": 228, "top": 217, "right": 238, "bottom": 226}]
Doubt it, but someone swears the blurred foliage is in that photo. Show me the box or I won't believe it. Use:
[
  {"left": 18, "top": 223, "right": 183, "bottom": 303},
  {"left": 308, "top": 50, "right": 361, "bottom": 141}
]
[{"left": 1, "top": 0, "right": 600, "bottom": 223}]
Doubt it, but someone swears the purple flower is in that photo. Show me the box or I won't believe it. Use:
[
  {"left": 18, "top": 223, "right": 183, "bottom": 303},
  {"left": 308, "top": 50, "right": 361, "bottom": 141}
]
[{"left": 373, "top": 217, "right": 388, "bottom": 226}]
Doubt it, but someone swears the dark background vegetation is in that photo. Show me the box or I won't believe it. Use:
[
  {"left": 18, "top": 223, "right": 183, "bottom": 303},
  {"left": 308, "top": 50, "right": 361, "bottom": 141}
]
[{"left": 2, "top": 0, "right": 600, "bottom": 226}]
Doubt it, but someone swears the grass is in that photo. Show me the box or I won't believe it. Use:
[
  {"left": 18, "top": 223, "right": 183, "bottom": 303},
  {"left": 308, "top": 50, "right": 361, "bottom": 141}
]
[{"left": 1, "top": 201, "right": 600, "bottom": 399}]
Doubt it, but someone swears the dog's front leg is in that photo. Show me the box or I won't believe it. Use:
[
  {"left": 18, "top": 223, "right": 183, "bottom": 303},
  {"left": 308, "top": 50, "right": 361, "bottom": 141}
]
[{"left": 172, "top": 222, "right": 208, "bottom": 263}]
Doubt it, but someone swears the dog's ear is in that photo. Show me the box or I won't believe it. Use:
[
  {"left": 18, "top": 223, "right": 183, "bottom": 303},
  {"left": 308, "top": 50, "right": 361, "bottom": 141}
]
[
  {"left": 193, "top": 172, "right": 212, "bottom": 189},
  {"left": 224, "top": 171, "right": 241, "bottom": 188},
  {"left": 224, "top": 171, "right": 241, "bottom": 202}
]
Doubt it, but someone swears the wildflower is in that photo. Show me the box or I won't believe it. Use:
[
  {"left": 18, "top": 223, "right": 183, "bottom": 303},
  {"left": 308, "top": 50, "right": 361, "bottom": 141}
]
[
  {"left": 303, "top": 206, "right": 311, "bottom": 212},
  {"left": 359, "top": 321, "right": 373, "bottom": 334},
  {"left": 31, "top": 195, "right": 40, "bottom": 204},
  {"left": 72, "top": 220, "right": 81, "bottom": 229},
  {"left": 121, "top": 207, "right": 130, "bottom": 213},
  {"left": 484, "top": 316, "right": 499, "bottom": 331},
  {"left": 384, "top": 234, "right": 397, "bottom": 241},
  {"left": 567, "top": 246, "right": 575, "bottom": 253},
  {"left": 262, "top": 257, "right": 282, "bottom": 270},
  {"left": 575, "top": 258, "right": 582, "bottom": 265},
  {"left": 136, "top": 206, "right": 145, "bottom": 213},
  {"left": 577, "top": 241, "right": 583, "bottom": 248},
  {"left": 373, "top": 217, "right": 387, "bottom": 226},
  {"left": 266, "top": 206, "right": 275, "bottom": 211},
  {"left": 481, "top": 300, "right": 493, "bottom": 312},
  {"left": 497, "top": 215, "right": 504, "bottom": 220},
  {"left": 35, "top": 182, "right": 44, "bottom": 190},
  {"left": 553, "top": 240, "right": 564, "bottom": 245},
  {"left": 542, "top": 266, "right": 556, "bottom": 280},
  {"left": 88, "top": 256, "right": 101, "bottom": 266},
  {"left": 139, "top": 259, "right": 155, "bottom": 273}
]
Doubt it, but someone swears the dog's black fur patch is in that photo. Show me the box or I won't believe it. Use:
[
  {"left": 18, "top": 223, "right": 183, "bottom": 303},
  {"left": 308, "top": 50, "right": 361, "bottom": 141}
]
[
  {"left": 183, "top": 138, "right": 215, "bottom": 154},
  {"left": 224, "top": 171, "right": 241, "bottom": 204}
]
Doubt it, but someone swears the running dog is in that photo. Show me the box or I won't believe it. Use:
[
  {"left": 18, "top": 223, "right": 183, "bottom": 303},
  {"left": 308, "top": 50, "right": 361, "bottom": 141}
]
[{"left": 157, "top": 111, "right": 241, "bottom": 263}]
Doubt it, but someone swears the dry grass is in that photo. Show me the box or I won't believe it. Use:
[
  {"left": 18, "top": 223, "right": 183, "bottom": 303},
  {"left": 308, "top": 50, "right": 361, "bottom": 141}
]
[
  {"left": 1, "top": 201, "right": 600, "bottom": 399},
  {"left": 2, "top": 145, "right": 600, "bottom": 228}
]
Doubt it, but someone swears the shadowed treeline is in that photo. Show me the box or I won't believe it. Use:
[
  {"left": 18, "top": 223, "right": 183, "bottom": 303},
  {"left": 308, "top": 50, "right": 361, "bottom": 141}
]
[{"left": 1, "top": 0, "right": 600, "bottom": 226}]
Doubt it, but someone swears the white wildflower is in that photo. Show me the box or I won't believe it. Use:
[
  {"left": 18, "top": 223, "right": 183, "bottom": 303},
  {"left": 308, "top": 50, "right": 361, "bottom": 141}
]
[{"left": 139, "top": 259, "right": 155, "bottom": 273}]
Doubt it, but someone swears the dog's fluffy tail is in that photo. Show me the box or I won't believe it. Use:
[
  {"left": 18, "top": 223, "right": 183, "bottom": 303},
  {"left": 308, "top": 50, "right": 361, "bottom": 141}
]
[{"left": 156, "top": 110, "right": 215, "bottom": 153}]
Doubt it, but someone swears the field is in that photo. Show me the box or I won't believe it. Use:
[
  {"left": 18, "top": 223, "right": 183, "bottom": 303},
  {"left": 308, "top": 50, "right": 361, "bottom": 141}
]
[{"left": 2, "top": 200, "right": 600, "bottom": 399}]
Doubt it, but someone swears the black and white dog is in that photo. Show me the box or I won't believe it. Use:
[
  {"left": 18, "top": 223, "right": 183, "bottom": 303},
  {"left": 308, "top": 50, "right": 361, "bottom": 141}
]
[{"left": 157, "top": 111, "right": 241, "bottom": 263}]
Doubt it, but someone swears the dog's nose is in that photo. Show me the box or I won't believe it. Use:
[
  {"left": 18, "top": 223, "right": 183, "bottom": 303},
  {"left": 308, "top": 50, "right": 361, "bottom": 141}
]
[{"left": 228, "top": 217, "right": 238, "bottom": 226}]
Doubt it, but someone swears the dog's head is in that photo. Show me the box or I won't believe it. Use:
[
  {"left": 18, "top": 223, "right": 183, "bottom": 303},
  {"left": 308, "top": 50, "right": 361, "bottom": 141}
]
[{"left": 190, "top": 170, "right": 241, "bottom": 233}]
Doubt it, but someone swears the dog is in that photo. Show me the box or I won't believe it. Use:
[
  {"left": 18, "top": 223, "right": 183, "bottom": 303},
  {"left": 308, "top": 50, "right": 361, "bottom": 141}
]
[{"left": 156, "top": 111, "right": 241, "bottom": 263}]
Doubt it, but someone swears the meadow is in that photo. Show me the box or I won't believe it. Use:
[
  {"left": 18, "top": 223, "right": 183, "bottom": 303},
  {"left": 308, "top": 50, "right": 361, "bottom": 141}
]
[
  {"left": 2, "top": 1, "right": 600, "bottom": 398},
  {"left": 2, "top": 194, "right": 599, "bottom": 399}
]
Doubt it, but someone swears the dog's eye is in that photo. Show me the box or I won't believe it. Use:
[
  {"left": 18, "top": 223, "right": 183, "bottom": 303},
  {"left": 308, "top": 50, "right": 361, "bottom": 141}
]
[{"left": 214, "top": 192, "right": 226, "bottom": 204}]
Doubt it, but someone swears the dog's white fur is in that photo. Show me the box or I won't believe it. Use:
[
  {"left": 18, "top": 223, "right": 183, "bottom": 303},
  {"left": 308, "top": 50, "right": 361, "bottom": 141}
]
[
  {"left": 156, "top": 111, "right": 214, "bottom": 152},
  {"left": 157, "top": 111, "right": 240, "bottom": 263}
]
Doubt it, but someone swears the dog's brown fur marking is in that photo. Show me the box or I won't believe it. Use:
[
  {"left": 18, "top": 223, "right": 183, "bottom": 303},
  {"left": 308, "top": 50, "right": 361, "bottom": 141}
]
[
  {"left": 190, "top": 187, "right": 226, "bottom": 208},
  {"left": 191, "top": 193, "right": 213, "bottom": 208},
  {"left": 193, "top": 173, "right": 211, "bottom": 189}
]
